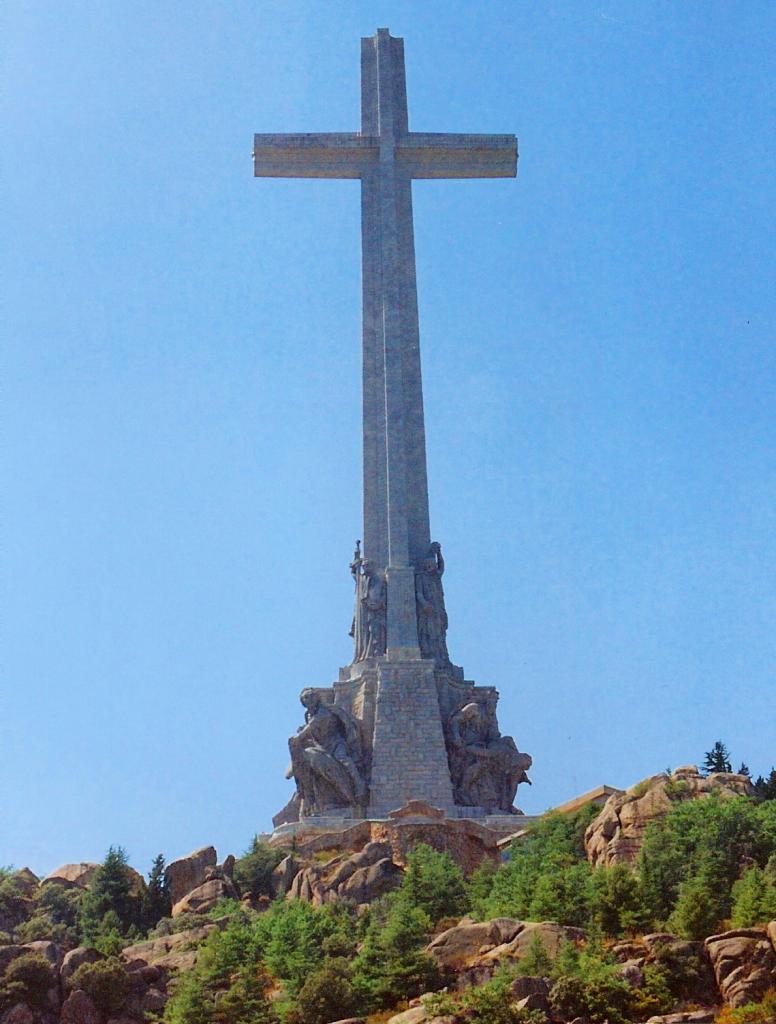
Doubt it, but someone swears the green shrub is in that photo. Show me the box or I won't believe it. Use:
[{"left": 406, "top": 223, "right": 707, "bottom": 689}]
[
  {"left": 476, "top": 806, "right": 600, "bottom": 927},
  {"left": 71, "top": 957, "right": 131, "bottom": 1014},
  {"left": 424, "top": 969, "right": 546, "bottom": 1024},
  {"left": 716, "top": 989, "right": 776, "bottom": 1024},
  {"left": 233, "top": 837, "right": 284, "bottom": 899},
  {"left": 0, "top": 953, "right": 56, "bottom": 1012},
  {"left": 291, "top": 957, "right": 357, "bottom": 1024},
  {"left": 393, "top": 843, "right": 469, "bottom": 925}
]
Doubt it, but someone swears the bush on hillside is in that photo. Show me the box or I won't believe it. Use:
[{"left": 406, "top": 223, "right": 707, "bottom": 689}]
[
  {"left": 0, "top": 953, "right": 56, "bottom": 1012},
  {"left": 233, "top": 837, "right": 284, "bottom": 899},
  {"left": 71, "top": 957, "right": 131, "bottom": 1015}
]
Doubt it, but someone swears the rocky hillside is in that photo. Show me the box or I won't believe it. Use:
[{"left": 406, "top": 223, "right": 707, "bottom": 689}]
[{"left": 1, "top": 766, "right": 775, "bottom": 1024}]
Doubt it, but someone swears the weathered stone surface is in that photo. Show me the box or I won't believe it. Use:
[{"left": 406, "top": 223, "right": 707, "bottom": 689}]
[
  {"left": 510, "top": 976, "right": 550, "bottom": 999},
  {"left": 705, "top": 928, "right": 776, "bottom": 1007},
  {"left": 22, "top": 940, "right": 62, "bottom": 968},
  {"left": 644, "top": 1013, "right": 715, "bottom": 1024},
  {"left": 271, "top": 854, "right": 300, "bottom": 896},
  {"left": 427, "top": 918, "right": 584, "bottom": 978},
  {"left": 338, "top": 857, "right": 402, "bottom": 904},
  {"left": 61, "top": 946, "right": 105, "bottom": 986},
  {"left": 515, "top": 991, "right": 552, "bottom": 1015},
  {"left": 0, "top": 1006, "right": 34, "bottom": 1024},
  {"left": 426, "top": 918, "right": 524, "bottom": 969},
  {"left": 286, "top": 842, "right": 402, "bottom": 907},
  {"left": 61, "top": 990, "right": 101, "bottom": 1024},
  {"left": 43, "top": 862, "right": 99, "bottom": 888},
  {"left": 386, "top": 1009, "right": 428, "bottom": 1024},
  {"left": 141, "top": 987, "right": 168, "bottom": 1013},
  {"left": 171, "top": 876, "right": 238, "bottom": 917},
  {"left": 122, "top": 925, "right": 217, "bottom": 972},
  {"left": 165, "top": 846, "right": 217, "bottom": 906},
  {"left": 585, "top": 769, "right": 754, "bottom": 867}
]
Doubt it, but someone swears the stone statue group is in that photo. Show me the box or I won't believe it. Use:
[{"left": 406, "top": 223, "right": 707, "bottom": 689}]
[
  {"left": 282, "top": 542, "right": 532, "bottom": 820},
  {"left": 349, "top": 539, "right": 449, "bottom": 666}
]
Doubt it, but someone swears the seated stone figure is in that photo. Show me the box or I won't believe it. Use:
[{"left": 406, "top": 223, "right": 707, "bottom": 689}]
[
  {"left": 448, "top": 690, "right": 532, "bottom": 813},
  {"left": 287, "top": 688, "right": 367, "bottom": 817}
]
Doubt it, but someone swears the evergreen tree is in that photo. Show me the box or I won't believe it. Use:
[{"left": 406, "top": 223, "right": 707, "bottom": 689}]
[
  {"left": 351, "top": 904, "right": 439, "bottom": 1010},
  {"left": 731, "top": 864, "right": 776, "bottom": 927},
  {"left": 590, "top": 864, "right": 650, "bottom": 937},
  {"left": 668, "top": 870, "right": 723, "bottom": 940},
  {"left": 702, "top": 741, "right": 732, "bottom": 775},
  {"left": 394, "top": 843, "right": 469, "bottom": 925},
  {"left": 80, "top": 847, "right": 143, "bottom": 943},
  {"left": 293, "top": 958, "right": 356, "bottom": 1024},
  {"left": 738, "top": 762, "right": 751, "bottom": 777},
  {"left": 142, "top": 854, "right": 171, "bottom": 931},
  {"left": 754, "top": 768, "right": 776, "bottom": 801}
]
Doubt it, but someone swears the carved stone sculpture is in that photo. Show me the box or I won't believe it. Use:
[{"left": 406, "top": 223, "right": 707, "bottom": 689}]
[
  {"left": 415, "top": 541, "right": 450, "bottom": 666},
  {"left": 448, "top": 690, "right": 532, "bottom": 813},
  {"left": 287, "top": 688, "right": 368, "bottom": 816},
  {"left": 350, "top": 541, "right": 387, "bottom": 661}
]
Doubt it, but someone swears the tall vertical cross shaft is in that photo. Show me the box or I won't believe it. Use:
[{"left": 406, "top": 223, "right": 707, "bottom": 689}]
[{"left": 254, "top": 28, "right": 517, "bottom": 653}]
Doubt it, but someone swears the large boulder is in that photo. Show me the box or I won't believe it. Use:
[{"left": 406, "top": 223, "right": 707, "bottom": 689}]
[
  {"left": 427, "top": 917, "right": 584, "bottom": 983},
  {"left": 271, "top": 854, "right": 300, "bottom": 896},
  {"left": 286, "top": 842, "right": 403, "bottom": 908},
  {"left": 61, "top": 946, "right": 105, "bottom": 986},
  {"left": 122, "top": 924, "right": 218, "bottom": 973},
  {"left": 338, "top": 858, "right": 403, "bottom": 904},
  {"left": 705, "top": 928, "right": 776, "bottom": 1008},
  {"left": 426, "top": 918, "right": 524, "bottom": 970},
  {"left": 42, "top": 860, "right": 145, "bottom": 897},
  {"left": 386, "top": 1009, "right": 428, "bottom": 1024},
  {"left": 165, "top": 846, "right": 217, "bottom": 906},
  {"left": 0, "top": 1006, "right": 35, "bottom": 1024},
  {"left": 43, "top": 862, "right": 100, "bottom": 888},
  {"left": 60, "top": 989, "right": 102, "bottom": 1024},
  {"left": 585, "top": 768, "right": 754, "bottom": 867},
  {"left": 171, "top": 877, "right": 238, "bottom": 917}
]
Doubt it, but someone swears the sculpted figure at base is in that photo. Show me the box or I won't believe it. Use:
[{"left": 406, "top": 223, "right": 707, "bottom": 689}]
[
  {"left": 449, "top": 690, "right": 532, "bottom": 813},
  {"left": 287, "top": 688, "right": 368, "bottom": 816},
  {"left": 349, "top": 541, "right": 387, "bottom": 661},
  {"left": 415, "top": 541, "right": 450, "bottom": 666}
]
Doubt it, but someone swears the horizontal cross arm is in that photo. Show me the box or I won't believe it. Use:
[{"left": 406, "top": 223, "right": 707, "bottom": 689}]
[
  {"left": 397, "top": 132, "right": 517, "bottom": 179},
  {"left": 253, "top": 133, "right": 378, "bottom": 178}
]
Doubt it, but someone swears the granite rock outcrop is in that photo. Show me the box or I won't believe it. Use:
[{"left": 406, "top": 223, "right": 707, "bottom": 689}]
[{"left": 584, "top": 767, "right": 754, "bottom": 867}]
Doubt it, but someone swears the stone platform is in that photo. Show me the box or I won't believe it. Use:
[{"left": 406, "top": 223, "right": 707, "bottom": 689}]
[{"left": 270, "top": 800, "right": 540, "bottom": 873}]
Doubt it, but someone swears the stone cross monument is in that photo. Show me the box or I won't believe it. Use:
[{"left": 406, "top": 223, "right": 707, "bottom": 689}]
[{"left": 254, "top": 29, "right": 532, "bottom": 826}]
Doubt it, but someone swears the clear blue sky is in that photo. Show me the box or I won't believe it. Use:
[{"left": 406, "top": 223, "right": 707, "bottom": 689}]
[{"left": 3, "top": 1, "right": 775, "bottom": 877}]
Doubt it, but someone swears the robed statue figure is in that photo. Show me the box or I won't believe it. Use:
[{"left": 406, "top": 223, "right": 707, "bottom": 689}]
[{"left": 349, "top": 541, "right": 387, "bottom": 661}]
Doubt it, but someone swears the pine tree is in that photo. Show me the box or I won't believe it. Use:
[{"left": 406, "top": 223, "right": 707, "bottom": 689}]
[
  {"left": 754, "top": 768, "right": 776, "bottom": 801},
  {"left": 702, "top": 741, "right": 732, "bottom": 775},
  {"left": 142, "top": 854, "right": 171, "bottom": 931},
  {"left": 731, "top": 865, "right": 776, "bottom": 927},
  {"left": 79, "top": 846, "right": 143, "bottom": 943},
  {"left": 738, "top": 762, "right": 751, "bottom": 777}
]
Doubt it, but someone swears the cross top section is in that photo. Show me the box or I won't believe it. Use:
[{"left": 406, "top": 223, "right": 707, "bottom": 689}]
[{"left": 253, "top": 29, "right": 517, "bottom": 655}]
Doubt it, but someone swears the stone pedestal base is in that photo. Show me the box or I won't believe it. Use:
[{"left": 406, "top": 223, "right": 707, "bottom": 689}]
[{"left": 367, "top": 655, "right": 455, "bottom": 817}]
